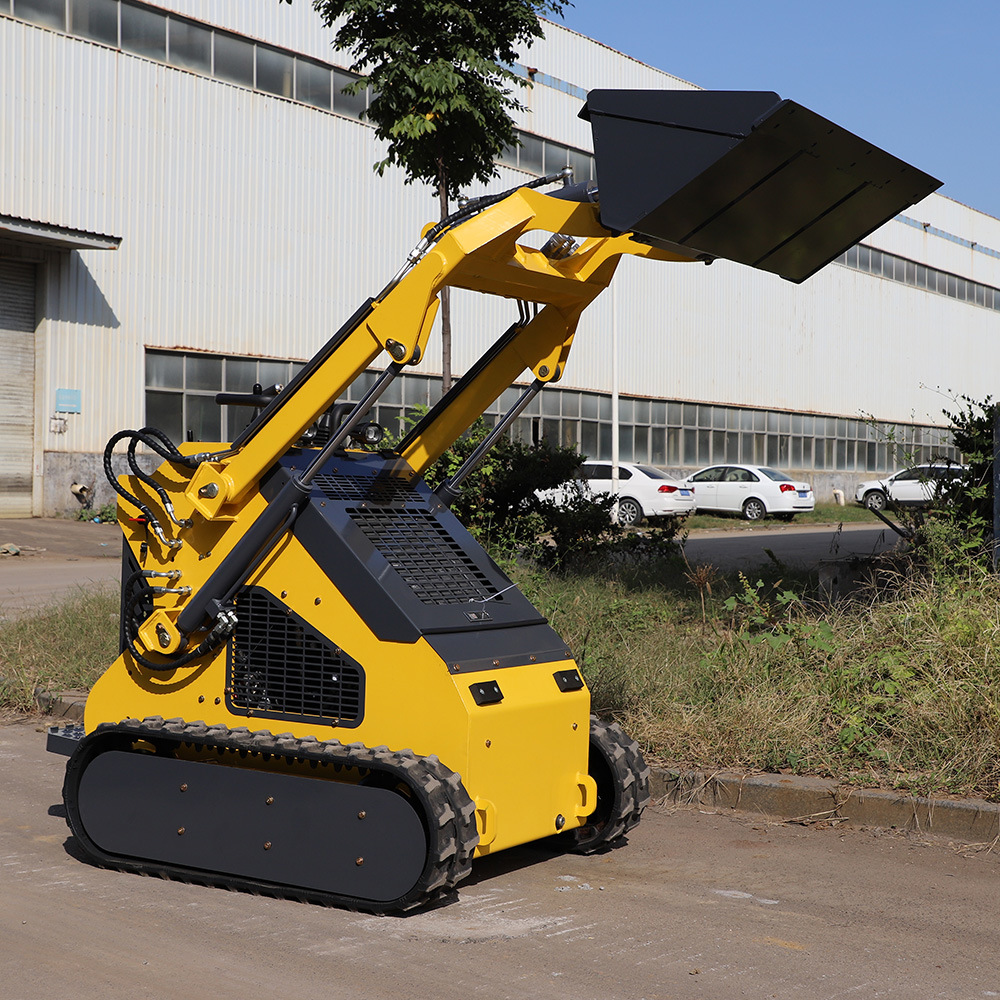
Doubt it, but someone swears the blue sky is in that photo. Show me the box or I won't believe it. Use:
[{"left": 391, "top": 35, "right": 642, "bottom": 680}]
[{"left": 554, "top": 1, "right": 1000, "bottom": 221}]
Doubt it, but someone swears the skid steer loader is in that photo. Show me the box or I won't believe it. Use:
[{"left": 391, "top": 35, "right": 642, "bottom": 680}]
[{"left": 48, "top": 90, "right": 939, "bottom": 912}]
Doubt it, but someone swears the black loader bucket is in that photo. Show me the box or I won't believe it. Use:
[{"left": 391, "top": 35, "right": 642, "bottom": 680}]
[{"left": 580, "top": 90, "right": 941, "bottom": 283}]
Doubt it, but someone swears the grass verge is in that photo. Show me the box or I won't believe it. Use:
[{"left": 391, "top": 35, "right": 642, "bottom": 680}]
[
  {"left": 6, "top": 547, "right": 998, "bottom": 804},
  {"left": 0, "top": 587, "right": 119, "bottom": 714},
  {"left": 512, "top": 552, "right": 1000, "bottom": 802},
  {"left": 682, "top": 501, "right": 875, "bottom": 531}
]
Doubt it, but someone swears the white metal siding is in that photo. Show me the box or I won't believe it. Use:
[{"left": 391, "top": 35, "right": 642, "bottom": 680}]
[
  {"left": 3, "top": 6, "right": 1000, "bottom": 463},
  {"left": 0, "top": 260, "right": 36, "bottom": 516}
]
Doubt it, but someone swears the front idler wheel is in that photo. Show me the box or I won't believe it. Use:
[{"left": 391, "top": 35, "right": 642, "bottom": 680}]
[{"left": 561, "top": 716, "right": 650, "bottom": 854}]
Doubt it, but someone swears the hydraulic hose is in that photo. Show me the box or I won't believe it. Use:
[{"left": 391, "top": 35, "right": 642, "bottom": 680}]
[{"left": 103, "top": 426, "right": 201, "bottom": 548}]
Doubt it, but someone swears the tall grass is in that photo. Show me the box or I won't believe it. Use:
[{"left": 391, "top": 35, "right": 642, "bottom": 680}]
[
  {"left": 512, "top": 552, "right": 1000, "bottom": 801},
  {"left": 5, "top": 550, "right": 1000, "bottom": 802},
  {"left": 0, "top": 588, "right": 119, "bottom": 714}
]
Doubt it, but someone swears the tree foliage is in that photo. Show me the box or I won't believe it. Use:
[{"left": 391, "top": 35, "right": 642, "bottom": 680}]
[
  {"left": 931, "top": 394, "right": 997, "bottom": 566},
  {"left": 293, "top": 0, "right": 570, "bottom": 201}
]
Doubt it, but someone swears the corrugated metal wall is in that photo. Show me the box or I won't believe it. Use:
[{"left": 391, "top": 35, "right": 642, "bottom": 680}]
[{"left": 3, "top": 6, "right": 1000, "bottom": 468}]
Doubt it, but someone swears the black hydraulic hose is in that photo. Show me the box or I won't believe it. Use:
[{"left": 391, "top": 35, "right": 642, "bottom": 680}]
[
  {"left": 104, "top": 430, "right": 168, "bottom": 535},
  {"left": 104, "top": 426, "right": 199, "bottom": 546},
  {"left": 424, "top": 168, "right": 573, "bottom": 246},
  {"left": 129, "top": 427, "right": 195, "bottom": 528},
  {"left": 125, "top": 435, "right": 189, "bottom": 528},
  {"left": 135, "top": 424, "right": 184, "bottom": 459}
]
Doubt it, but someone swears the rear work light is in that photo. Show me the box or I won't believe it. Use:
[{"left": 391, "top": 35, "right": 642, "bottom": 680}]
[
  {"left": 779, "top": 483, "right": 796, "bottom": 493},
  {"left": 658, "top": 484, "right": 678, "bottom": 493}
]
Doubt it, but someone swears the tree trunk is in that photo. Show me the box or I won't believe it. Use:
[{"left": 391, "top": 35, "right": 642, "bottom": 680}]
[{"left": 438, "top": 172, "right": 452, "bottom": 394}]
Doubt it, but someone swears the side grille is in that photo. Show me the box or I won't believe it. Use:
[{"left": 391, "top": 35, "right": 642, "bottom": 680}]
[
  {"left": 228, "top": 588, "right": 364, "bottom": 725},
  {"left": 347, "top": 506, "right": 500, "bottom": 605},
  {"left": 312, "top": 472, "right": 421, "bottom": 506}
]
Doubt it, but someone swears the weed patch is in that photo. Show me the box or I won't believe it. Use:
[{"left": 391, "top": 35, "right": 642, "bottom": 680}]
[{"left": 0, "top": 588, "right": 119, "bottom": 713}]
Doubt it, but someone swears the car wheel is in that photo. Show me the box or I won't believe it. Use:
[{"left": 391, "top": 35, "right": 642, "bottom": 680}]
[
  {"left": 616, "top": 497, "right": 643, "bottom": 526},
  {"left": 864, "top": 489, "right": 887, "bottom": 512},
  {"left": 742, "top": 498, "right": 766, "bottom": 521}
]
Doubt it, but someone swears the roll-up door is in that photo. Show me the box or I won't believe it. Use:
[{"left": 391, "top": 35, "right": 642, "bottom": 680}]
[{"left": 0, "top": 260, "right": 37, "bottom": 517}]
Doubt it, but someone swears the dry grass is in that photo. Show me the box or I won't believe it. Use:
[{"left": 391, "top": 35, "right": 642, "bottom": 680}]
[
  {"left": 512, "top": 553, "right": 1000, "bottom": 802},
  {"left": 5, "top": 548, "right": 1000, "bottom": 802},
  {"left": 0, "top": 587, "right": 119, "bottom": 713}
]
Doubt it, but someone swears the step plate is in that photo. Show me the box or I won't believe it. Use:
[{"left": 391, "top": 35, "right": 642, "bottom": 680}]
[{"left": 77, "top": 751, "right": 426, "bottom": 902}]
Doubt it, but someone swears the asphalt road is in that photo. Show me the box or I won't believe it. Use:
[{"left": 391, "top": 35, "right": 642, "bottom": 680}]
[
  {"left": 0, "top": 519, "right": 898, "bottom": 620},
  {"left": 3, "top": 720, "right": 998, "bottom": 999}
]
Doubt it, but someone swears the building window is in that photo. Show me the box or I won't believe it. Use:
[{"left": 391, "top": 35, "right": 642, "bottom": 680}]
[
  {"left": 836, "top": 243, "right": 1000, "bottom": 313},
  {"left": 121, "top": 1, "right": 164, "bottom": 60},
  {"left": 12, "top": 0, "right": 65, "bottom": 29},
  {"left": 147, "top": 349, "right": 959, "bottom": 476},
  {"left": 213, "top": 31, "right": 254, "bottom": 87},
  {"left": 168, "top": 15, "right": 211, "bottom": 74},
  {"left": 68, "top": 0, "right": 118, "bottom": 45}
]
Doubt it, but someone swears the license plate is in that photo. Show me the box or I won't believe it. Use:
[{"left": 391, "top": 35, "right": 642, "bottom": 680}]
[
  {"left": 797, "top": 491, "right": 809, "bottom": 498},
  {"left": 680, "top": 489, "right": 691, "bottom": 496}
]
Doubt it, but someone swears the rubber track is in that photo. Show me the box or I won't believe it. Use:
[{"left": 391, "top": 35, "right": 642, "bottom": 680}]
[
  {"left": 62, "top": 716, "right": 479, "bottom": 914},
  {"left": 571, "top": 715, "right": 651, "bottom": 853}
]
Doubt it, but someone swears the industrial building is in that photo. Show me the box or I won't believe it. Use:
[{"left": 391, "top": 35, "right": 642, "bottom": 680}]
[{"left": 2, "top": 0, "right": 996, "bottom": 518}]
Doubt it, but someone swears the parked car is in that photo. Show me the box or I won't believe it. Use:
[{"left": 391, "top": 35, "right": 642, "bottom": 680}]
[
  {"left": 536, "top": 460, "right": 696, "bottom": 526},
  {"left": 854, "top": 463, "right": 966, "bottom": 511},
  {"left": 680, "top": 464, "right": 814, "bottom": 521}
]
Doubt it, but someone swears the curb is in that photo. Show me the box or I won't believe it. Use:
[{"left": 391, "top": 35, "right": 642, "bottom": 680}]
[
  {"left": 35, "top": 689, "right": 88, "bottom": 722},
  {"left": 38, "top": 691, "right": 1000, "bottom": 845},
  {"left": 651, "top": 767, "right": 1000, "bottom": 844}
]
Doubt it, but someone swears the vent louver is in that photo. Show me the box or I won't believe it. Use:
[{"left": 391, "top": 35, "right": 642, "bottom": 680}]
[
  {"left": 347, "top": 506, "right": 499, "bottom": 605},
  {"left": 228, "top": 588, "right": 364, "bottom": 725},
  {"left": 312, "top": 472, "right": 421, "bottom": 505}
]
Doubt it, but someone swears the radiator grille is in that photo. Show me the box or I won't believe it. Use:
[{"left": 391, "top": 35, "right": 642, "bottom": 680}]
[
  {"left": 312, "top": 472, "right": 421, "bottom": 505},
  {"left": 347, "top": 506, "right": 499, "bottom": 605},
  {"left": 228, "top": 588, "right": 363, "bottom": 724}
]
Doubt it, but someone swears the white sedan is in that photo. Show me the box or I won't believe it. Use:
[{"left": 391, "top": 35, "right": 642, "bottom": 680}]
[
  {"left": 537, "top": 460, "right": 696, "bottom": 526},
  {"left": 681, "top": 464, "right": 814, "bottom": 521},
  {"left": 854, "top": 463, "right": 966, "bottom": 511}
]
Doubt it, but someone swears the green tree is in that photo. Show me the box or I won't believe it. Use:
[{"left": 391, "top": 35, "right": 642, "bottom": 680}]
[{"left": 285, "top": 0, "right": 570, "bottom": 391}]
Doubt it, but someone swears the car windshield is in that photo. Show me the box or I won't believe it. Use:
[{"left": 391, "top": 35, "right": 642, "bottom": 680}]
[
  {"left": 634, "top": 465, "right": 669, "bottom": 479},
  {"left": 760, "top": 468, "right": 793, "bottom": 482}
]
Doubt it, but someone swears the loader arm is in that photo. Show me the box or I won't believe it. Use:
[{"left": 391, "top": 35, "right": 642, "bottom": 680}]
[
  {"left": 122, "top": 90, "right": 939, "bottom": 657},
  {"left": 185, "top": 184, "right": 685, "bottom": 516}
]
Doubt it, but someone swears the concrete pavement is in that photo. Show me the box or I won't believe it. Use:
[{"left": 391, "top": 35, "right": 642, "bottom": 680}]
[
  {"left": 7, "top": 719, "right": 1000, "bottom": 1000},
  {"left": 0, "top": 518, "right": 120, "bottom": 620}
]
